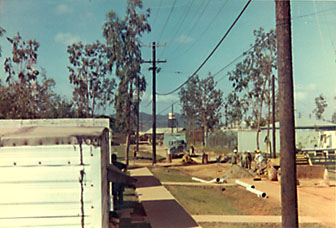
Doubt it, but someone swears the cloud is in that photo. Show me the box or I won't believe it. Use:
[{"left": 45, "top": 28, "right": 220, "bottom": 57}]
[
  {"left": 157, "top": 94, "right": 179, "bottom": 104},
  {"left": 54, "top": 32, "right": 81, "bottom": 46},
  {"left": 294, "top": 91, "right": 307, "bottom": 101},
  {"left": 175, "top": 34, "right": 194, "bottom": 44},
  {"left": 56, "top": 4, "right": 73, "bottom": 14},
  {"left": 294, "top": 83, "right": 318, "bottom": 101}
]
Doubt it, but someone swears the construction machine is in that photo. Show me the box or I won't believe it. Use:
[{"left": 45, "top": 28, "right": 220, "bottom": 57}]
[{"left": 266, "top": 150, "right": 329, "bottom": 186}]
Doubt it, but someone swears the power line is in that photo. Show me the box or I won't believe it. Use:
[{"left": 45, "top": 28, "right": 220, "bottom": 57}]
[
  {"left": 158, "top": 0, "right": 177, "bottom": 43},
  {"left": 179, "top": 0, "right": 229, "bottom": 56},
  {"left": 167, "top": 0, "right": 229, "bottom": 59},
  {"left": 214, "top": 45, "right": 254, "bottom": 83},
  {"left": 185, "top": 0, "right": 212, "bottom": 37},
  {"left": 162, "top": 0, "right": 194, "bottom": 57},
  {"left": 157, "top": 0, "right": 252, "bottom": 96},
  {"left": 158, "top": 100, "right": 179, "bottom": 114}
]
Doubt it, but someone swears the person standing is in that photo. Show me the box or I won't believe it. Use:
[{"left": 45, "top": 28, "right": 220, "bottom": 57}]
[
  {"left": 231, "top": 149, "right": 238, "bottom": 165},
  {"left": 111, "top": 154, "right": 126, "bottom": 210},
  {"left": 240, "top": 152, "right": 248, "bottom": 168},
  {"left": 254, "top": 149, "right": 264, "bottom": 173}
]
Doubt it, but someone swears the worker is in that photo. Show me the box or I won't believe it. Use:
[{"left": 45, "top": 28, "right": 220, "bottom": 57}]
[
  {"left": 254, "top": 149, "right": 264, "bottom": 173},
  {"left": 109, "top": 211, "right": 120, "bottom": 228},
  {"left": 132, "top": 147, "right": 137, "bottom": 159},
  {"left": 231, "top": 149, "right": 238, "bottom": 165},
  {"left": 189, "top": 144, "right": 195, "bottom": 156},
  {"left": 167, "top": 146, "right": 172, "bottom": 163},
  {"left": 240, "top": 152, "right": 248, "bottom": 168},
  {"left": 111, "top": 154, "right": 126, "bottom": 210},
  {"left": 247, "top": 150, "right": 252, "bottom": 169}
]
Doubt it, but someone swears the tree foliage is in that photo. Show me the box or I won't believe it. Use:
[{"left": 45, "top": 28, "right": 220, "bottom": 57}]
[
  {"left": 179, "top": 73, "right": 223, "bottom": 144},
  {"left": 67, "top": 40, "right": 115, "bottom": 117},
  {"left": 0, "top": 26, "right": 5, "bottom": 58},
  {"left": 226, "top": 28, "right": 277, "bottom": 127},
  {"left": 0, "top": 33, "right": 63, "bottom": 119},
  {"left": 103, "top": 0, "right": 150, "bottom": 164},
  {"left": 103, "top": 0, "right": 149, "bottom": 132},
  {"left": 225, "top": 28, "right": 277, "bottom": 149},
  {"left": 313, "top": 94, "right": 328, "bottom": 120}
]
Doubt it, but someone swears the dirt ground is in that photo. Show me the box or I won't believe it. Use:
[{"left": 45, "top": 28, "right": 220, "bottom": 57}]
[{"left": 135, "top": 144, "right": 336, "bottom": 228}]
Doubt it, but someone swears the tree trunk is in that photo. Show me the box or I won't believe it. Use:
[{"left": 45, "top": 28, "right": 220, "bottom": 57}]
[
  {"left": 125, "top": 132, "right": 130, "bottom": 166},
  {"left": 256, "top": 78, "right": 268, "bottom": 149},
  {"left": 125, "top": 79, "right": 133, "bottom": 166}
]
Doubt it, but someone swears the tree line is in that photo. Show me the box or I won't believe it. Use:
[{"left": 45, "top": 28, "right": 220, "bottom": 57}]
[{"left": 0, "top": 0, "right": 335, "bottom": 157}]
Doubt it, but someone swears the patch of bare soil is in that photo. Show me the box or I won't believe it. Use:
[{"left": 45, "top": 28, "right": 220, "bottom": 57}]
[
  {"left": 220, "top": 165, "right": 255, "bottom": 180},
  {"left": 177, "top": 163, "right": 231, "bottom": 181},
  {"left": 173, "top": 163, "right": 256, "bottom": 182}
]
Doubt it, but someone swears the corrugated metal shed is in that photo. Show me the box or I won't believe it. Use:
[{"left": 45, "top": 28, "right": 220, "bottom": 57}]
[{"left": 0, "top": 123, "right": 110, "bottom": 228}]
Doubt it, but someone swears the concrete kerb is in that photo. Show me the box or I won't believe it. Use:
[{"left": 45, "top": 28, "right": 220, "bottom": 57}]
[{"left": 129, "top": 167, "right": 202, "bottom": 228}]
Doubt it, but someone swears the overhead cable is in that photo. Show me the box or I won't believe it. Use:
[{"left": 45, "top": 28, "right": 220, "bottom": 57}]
[
  {"left": 157, "top": 0, "right": 252, "bottom": 96},
  {"left": 158, "top": 0, "right": 177, "bottom": 43}
]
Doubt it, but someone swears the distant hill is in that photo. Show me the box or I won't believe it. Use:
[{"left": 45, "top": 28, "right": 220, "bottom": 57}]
[{"left": 139, "top": 112, "right": 185, "bottom": 132}]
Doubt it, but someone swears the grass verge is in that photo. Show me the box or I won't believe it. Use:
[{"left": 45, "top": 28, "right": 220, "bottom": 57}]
[
  {"left": 149, "top": 166, "right": 194, "bottom": 182},
  {"left": 165, "top": 185, "right": 281, "bottom": 216}
]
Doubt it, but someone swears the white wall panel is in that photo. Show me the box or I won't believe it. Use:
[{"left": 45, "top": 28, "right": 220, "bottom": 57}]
[{"left": 0, "top": 144, "right": 103, "bottom": 228}]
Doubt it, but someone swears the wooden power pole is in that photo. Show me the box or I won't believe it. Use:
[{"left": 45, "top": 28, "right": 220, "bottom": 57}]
[
  {"left": 275, "top": 0, "right": 299, "bottom": 227},
  {"left": 142, "top": 42, "right": 166, "bottom": 165}
]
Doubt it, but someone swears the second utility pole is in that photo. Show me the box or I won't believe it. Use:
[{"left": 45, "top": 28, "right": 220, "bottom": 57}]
[
  {"left": 143, "top": 42, "right": 166, "bottom": 165},
  {"left": 275, "top": 0, "right": 298, "bottom": 227}
]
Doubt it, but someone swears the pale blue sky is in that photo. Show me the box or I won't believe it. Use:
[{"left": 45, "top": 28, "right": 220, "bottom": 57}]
[{"left": 0, "top": 0, "right": 335, "bottom": 121}]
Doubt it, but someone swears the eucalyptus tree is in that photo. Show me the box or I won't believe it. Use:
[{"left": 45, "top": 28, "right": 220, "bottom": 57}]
[
  {"left": 0, "top": 26, "right": 5, "bottom": 58},
  {"left": 224, "top": 92, "right": 248, "bottom": 128},
  {"left": 103, "top": 0, "right": 150, "bottom": 165},
  {"left": 67, "top": 40, "right": 115, "bottom": 118},
  {"left": 313, "top": 94, "right": 328, "bottom": 120},
  {"left": 2, "top": 33, "right": 57, "bottom": 119},
  {"left": 179, "top": 73, "right": 223, "bottom": 146},
  {"left": 226, "top": 28, "right": 277, "bottom": 149}
]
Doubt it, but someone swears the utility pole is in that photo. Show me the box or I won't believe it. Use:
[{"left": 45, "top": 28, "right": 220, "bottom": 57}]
[
  {"left": 136, "top": 79, "right": 140, "bottom": 155},
  {"left": 171, "top": 104, "right": 177, "bottom": 134},
  {"left": 275, "top": 1, "right": 299, "bottom": 227},
  {"left": 142, "top": 42, "right": 166, "bottom": 165},
  {"left": 272, "top": 74, "right": 276, "bottom": 159}
]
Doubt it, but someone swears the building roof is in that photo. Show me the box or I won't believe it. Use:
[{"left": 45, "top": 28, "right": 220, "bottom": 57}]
[
  {"left": 0, "top": 126, "right": 107, "bottom": 147},
  {"left": 141, "top": 127, "right": 185, "bottom": 135},
  {"left": 261, "top": 118, "right": 336, "bottom": 130}
]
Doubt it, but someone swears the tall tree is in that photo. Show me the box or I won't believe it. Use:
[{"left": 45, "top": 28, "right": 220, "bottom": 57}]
[
  {"left": 226, "top": 28, "right": 277, "bottom": 149},
  {"left": 179, "top": 73, "right": 223, "bottom": 146},
  {"left": 224, "top": 92, "right": 249, "bottom": 128},
  {"left": 103, "top": 0, "right": 150, "bottom": 165},
  {"left": 0, "top": 26, "right": 5, "bottom": 58},
  {"left": 67, "top": 40, "right": 115, "bottom": 117},
  {"left": 2, "top": 33, "right": 57, "bottom": 119},
  {"left": 313, "top": 94, "right": 328, "bottom": 120}
]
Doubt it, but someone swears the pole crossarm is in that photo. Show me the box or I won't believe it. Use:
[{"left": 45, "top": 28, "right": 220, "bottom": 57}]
[{"left": 141, "top": 42, "right": 166, "bottom": 165}]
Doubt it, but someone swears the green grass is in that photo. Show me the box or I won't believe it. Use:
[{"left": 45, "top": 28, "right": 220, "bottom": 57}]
[
  {"left": 199, "top": 223, "right": 327, "bottom": 228},
  {"left": 149, "top": 166, "right": 193, "bottom": 182},
  {"left": 166, "top": 185, "right": 281, "bottom": 216},
  {"left": 150, "top": 167, "right": 281, "bottom": 216},
  {"left": 166, "top": 185, "right": 241, "bottom": 215}
]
